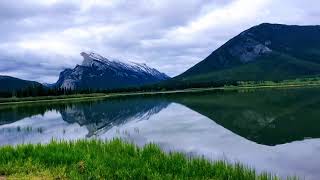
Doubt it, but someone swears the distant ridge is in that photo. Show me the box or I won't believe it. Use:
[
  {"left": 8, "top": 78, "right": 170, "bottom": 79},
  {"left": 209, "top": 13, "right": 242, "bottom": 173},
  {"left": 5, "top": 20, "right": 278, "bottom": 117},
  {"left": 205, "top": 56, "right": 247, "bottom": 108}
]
[{"left": 0, "top": 75, "right": 42, "bottom": 92}]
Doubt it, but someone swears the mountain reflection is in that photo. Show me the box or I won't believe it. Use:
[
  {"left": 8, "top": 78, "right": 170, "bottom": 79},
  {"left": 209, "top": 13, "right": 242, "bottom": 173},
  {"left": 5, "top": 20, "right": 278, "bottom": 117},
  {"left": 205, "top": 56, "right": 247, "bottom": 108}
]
[
  {"left": 60, "top": 97, "right": 170, "bottom": 137},
  {"left": 168, "top": 88, "right": 320, "bottom": 145},
  {"left": 0, "top": 97, "right": 170, "bottom": 137},
  {"left": 0, "top": 103, "right": 60, "bottom": 125}
]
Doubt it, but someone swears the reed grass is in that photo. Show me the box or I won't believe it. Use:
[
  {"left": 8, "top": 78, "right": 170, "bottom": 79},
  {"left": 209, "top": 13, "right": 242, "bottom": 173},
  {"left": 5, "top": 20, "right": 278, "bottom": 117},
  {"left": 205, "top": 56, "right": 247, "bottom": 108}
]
[{"left": 0, "top": 139, "right": 295, "bottom": 180}]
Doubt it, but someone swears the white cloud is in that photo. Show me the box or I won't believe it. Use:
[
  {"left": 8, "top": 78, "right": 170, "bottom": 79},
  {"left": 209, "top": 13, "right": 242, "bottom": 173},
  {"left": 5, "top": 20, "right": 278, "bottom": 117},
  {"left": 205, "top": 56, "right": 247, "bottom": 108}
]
[{"left": 172, "top": 0, "right": 270, "bottom": 36}]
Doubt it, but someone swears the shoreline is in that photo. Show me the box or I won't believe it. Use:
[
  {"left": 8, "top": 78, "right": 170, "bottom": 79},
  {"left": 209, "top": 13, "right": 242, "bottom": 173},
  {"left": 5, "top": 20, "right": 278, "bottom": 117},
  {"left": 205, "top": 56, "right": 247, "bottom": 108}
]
[{"left": 0, "top": 83, "right": 320, "bottom": 106}]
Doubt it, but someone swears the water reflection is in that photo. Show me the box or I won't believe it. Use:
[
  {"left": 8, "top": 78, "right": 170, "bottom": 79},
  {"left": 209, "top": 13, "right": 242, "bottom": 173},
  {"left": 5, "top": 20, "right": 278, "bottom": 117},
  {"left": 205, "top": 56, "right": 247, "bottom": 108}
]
[
  {"left": 169, "top": 88, "right": 320, "bottom": 145},
  {"left": 1, "top": 88, "right": 320, "bottom": 146},
  {"left": 0, "top": 110, "right": 89, "bottom": 145},
  {"left": 0, "top": 88, "right": 320, "bottom": 179},
  {"left": 0, "top": 97, "right": 170, "bottom": 139},
  {"left": 60, "top": 98, "right": 169, "bottom": 137}
]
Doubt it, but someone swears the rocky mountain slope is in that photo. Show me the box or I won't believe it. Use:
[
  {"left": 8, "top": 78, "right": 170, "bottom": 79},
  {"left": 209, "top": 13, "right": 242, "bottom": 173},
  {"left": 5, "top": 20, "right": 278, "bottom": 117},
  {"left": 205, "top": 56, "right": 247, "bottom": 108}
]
[
  {"left": 56, "top": 52, "right": 170, "bottom": 90},
  {"left": 173, "top": 23, "right": 320, "bottom": 85}
]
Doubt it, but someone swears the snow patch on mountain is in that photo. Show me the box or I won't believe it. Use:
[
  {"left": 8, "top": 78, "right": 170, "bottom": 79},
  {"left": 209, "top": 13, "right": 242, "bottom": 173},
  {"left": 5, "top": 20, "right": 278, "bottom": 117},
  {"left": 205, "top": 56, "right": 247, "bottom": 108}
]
[
  {"left": 80, "top": 52, "right": 168, "bottom": 78},
  {"left": 55, "top": 52, "right": 170, "bottom": 90}
]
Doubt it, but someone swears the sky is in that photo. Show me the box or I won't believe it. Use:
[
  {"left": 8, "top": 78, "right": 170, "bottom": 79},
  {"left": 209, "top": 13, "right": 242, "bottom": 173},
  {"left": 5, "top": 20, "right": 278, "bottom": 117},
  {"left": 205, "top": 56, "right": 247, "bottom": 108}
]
[{"left": 0, "top": 0, "right": 319, "bottom": 83}]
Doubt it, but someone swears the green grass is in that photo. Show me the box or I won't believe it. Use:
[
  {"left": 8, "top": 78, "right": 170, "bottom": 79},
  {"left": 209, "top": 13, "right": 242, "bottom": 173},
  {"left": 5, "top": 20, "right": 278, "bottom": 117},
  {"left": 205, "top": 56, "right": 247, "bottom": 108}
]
[{"left": 0, "top": 139, "right": 293, "bottom": 180}]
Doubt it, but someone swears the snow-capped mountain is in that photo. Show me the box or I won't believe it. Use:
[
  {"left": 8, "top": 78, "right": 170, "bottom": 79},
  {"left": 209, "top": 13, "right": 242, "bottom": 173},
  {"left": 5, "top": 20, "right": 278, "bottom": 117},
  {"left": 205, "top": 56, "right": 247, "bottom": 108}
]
[{"left": 55, "top": 52, "right": 170, "bottom": 90}]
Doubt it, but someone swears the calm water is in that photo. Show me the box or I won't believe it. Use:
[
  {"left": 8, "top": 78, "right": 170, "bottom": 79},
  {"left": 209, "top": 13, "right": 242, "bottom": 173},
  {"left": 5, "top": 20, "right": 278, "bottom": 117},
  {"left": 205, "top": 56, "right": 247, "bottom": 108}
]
[{"left": 1, "top": 88, "right": 320, "bottom": 179}]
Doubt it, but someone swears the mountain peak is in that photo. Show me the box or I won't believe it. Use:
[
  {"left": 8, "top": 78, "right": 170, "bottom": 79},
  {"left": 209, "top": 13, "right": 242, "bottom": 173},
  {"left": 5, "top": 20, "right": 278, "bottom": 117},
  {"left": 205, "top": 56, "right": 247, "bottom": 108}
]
[
  {"left": 56, "top": 52, "right": 170, "bottom": 90},
  {"left": 81, "top": 52, "right": 109, "bottom": 66},
  {"left": 81, "top": 51, "right": 143, "bottom": 67}
]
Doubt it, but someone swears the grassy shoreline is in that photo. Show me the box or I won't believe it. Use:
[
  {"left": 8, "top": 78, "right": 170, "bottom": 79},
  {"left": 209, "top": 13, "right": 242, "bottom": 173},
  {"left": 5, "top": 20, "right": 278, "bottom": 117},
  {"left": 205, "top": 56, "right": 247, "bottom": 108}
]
[
  {"left": 1, "top": 82, "right": 320, "bottom": 106},
  {"left": 0, "top": 139, "right": 291, "bottom": 180}
]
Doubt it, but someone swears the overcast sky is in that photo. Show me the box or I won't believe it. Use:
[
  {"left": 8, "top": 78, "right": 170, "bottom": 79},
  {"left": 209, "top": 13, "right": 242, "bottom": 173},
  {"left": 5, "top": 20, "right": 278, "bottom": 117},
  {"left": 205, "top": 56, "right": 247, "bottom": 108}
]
[{"left": 0, "top": 0, "right": 319, "bottom": 83}]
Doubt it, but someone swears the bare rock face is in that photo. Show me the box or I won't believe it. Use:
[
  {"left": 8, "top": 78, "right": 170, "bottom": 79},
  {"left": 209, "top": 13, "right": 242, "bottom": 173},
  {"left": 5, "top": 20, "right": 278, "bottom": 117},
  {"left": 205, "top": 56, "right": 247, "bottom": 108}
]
[
  {"left": 55, "top": 52, "right": 170, "bottom": 90},
  {"left": 228, "top": 37, "right": 272, "bottom": 63}
]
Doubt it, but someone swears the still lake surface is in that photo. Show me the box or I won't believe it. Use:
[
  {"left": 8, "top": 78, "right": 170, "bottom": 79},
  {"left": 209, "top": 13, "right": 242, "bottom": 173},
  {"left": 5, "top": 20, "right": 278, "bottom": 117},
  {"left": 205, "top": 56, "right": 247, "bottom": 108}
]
[{"left": 1, "top": 87, "right": 320, "bottom": 179}]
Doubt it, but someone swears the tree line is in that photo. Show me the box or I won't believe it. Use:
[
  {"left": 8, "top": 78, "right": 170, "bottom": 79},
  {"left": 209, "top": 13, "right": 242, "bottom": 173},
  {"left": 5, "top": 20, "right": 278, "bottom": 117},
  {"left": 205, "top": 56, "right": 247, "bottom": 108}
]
[
  {"left": 0, "top": 85, "right": 98, "bottom": 98},
  {"left": 0, "top": 80, "right": 240, "bottom": 98}
]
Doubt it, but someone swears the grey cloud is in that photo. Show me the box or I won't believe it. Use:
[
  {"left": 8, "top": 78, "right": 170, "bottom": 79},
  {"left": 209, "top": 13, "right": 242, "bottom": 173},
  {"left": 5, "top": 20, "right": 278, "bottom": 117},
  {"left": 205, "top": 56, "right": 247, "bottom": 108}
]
[
  {"left": 0, "top": 0, "right": 319, "bottom": 82},
  {"left": 0, "top": 51, "right": 74, "bottom": 83},
  {"left": 0, "top": 1, "right": 78, "bottom": 20}
]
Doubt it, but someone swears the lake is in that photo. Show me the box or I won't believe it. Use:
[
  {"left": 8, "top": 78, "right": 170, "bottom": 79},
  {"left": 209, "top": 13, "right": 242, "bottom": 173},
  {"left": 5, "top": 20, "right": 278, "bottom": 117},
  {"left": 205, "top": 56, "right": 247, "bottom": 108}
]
[{"left": 0, "top": 87, "right": 320, "bottom": 179}]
